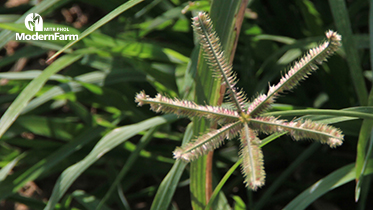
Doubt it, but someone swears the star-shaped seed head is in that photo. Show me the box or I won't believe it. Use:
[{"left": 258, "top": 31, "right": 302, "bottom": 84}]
[{"left": 135, "top": 12, "right": 343, "bottom": 190}]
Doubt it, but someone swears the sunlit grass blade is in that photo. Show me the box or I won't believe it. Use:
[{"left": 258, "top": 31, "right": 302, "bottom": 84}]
[
  {"left": 0, "top": 153, "right": 26, "bottom": 182},
  {"left": 0, "top": 53, "right": 83, "bottom": 139}
]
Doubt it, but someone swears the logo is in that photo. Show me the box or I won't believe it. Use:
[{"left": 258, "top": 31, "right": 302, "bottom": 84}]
[
  {"left": 16, "top": 13, "right": 78, "bottom": 41},
  {"left": 25, "top": 13, "right": 43, "bottom": 31}
]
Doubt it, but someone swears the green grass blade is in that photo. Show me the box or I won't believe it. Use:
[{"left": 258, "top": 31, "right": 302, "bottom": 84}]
[
  {"left": 97, "top": 126, "right": 160, "bottom": 209},
  {"left": 0, "top": 127, "right": 105, "bottom": 201},
  {"left": 150, "top": 122, "right": 193, "bottom": 210},
  {"left": 44, "top": 114, "right": 177, "bottom": 210},
  {"left": 0, "top": 153, "right": 25, "bottom": 181},
  {"left": 72, "top": 190, "right": 112, "bottom": 210},
  {"left": 355, "top": 1, "right": 373, "bottom": 206},
  {"left": 0, "top": 70, "right": 68, "bottom": 81},
  {"left": 265, "top": 107, "right": 373, "bottom": 120},
  {"left": 0, "top": 53, "right": 83, "bottom": 139},
  {"left": 0, "top": 46, "right": 47, "bottom": 68},
  {"left": 21, "top": 71, "right": 104, "bottom": 114},
  {"left": 47, "top": 0, "right": 144, "bottom": 61},
  {"left": 205, "top": 158, "right": 242, "bottom": 210},
  {"left": 356, "top": 128, "right": 373, "bottom": 203},
  {"left": 254, "top": 143, "right": 320, "bottom": 210},
  {"left": 328, "top": 0, "right": 368, "bottom": 105},
  {"left": 232, "top": 195, "right": 246, "bottom": 210},
  {"left": 283, "top": 159, "right": 373, "bottom": 210},
  {"left": 354, "top": 120, "right": 373, "bottom": 201}
]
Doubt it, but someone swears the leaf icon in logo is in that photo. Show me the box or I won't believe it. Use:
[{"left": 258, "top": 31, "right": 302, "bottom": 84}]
[
  {"left": 28, "top": 21, "right": 35, "bottom": 31},
  {"left": 33, "top": 15, "right": 40, "bottom": 24}
]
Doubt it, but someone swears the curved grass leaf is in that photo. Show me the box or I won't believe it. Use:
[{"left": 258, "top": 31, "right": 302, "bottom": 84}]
[
  {"left": 72, "top": 190, "right": 112, "bottom": 210},
  {"left": 0, "top": 127, "right": 105, "bottom": 201},
  {"left": 96, "top": 126, "right": 160, "bottom": 209},
  {"left": 0, "top": 70, "right": 69, "bottom": 81},
  {"left": 329, "top": 0, "right": 368, "bottom": 105},
  {"left": 44, "top": 114, "right": 177, "bottom": 210},
  {"left": 355, "top": 128, "right": 373, "bottom": 202},
  {"left": 0, "top": 46, "right": 47, "bottom": 68},
  {"left": 283, "top": 159, "right": 373, "bottom": 210},
  {"left": 265, "top": 107, "right": 373, "bottom": 121},
  {"left": 0, "top": 153, "right": 26, "bottom": 182},
  {"left": 17, "top": 70, "right": 144, "bottom": 114},
  {"left": 150, "top": 122, "right": 193, "bottom": 210},
  {"left": 254, "top": 143, "right": 320, "bottom": 210},
  {"left": 0, "top": 53, "right": 83, "bottom": 139}
]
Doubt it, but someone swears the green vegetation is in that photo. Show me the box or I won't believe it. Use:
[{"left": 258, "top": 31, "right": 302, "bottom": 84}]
[{"left": 0, "top": 0, "right": 371, "bottom": 209}]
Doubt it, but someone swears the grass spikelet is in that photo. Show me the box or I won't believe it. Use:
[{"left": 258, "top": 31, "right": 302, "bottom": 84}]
[
  {"left": 239, "top": 124, "right": 265, "bottom": 190},
  {"left": 193, "top": 12, "right": 247, "bottom": 113},
  {"left": 173, "top": 121, "right": 242, "bottom": 162},
  {"left": 248, "top": 30, "right": 342, "bottom": 117},
  {"left": 135, "top": 91, "right": 239, "bottom": 123}
]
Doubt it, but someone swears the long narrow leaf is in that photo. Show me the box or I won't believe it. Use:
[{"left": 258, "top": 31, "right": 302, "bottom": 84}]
[
  {"left": 284, "top": 159, "right": 373, "bottom": 210},
  {"left": 0, "top": 53, "right": 83, "bottom": 139},
  {"left": 328, "top": 0, "right": 368, "bottom": 105},
  {"left": 0, "top": 127, "right": 105, "bottom": 201},
  {"left": 265, "top": 107, "right": 373, "bottom": 120},
  {"left": 150, "top": 122, "right": 193, "bottom": 210},
  {"left": 0, "top": 153, "right": 26, "bottom": 182},
  {"left": 44, "top": 114, "right": 177, "bottom": 210},
  {"left": 97, "top": 126, "right": 160, "bottom": 209}
]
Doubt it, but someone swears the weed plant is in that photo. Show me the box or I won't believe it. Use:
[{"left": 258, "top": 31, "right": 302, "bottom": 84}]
[{"left": 0, "top": 0, "right": 372, "bottom": 209}]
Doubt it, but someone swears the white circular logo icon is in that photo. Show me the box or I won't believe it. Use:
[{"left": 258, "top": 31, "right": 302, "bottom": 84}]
[{"left": 25, "top": 13, "right": 43, "bottom": 31}]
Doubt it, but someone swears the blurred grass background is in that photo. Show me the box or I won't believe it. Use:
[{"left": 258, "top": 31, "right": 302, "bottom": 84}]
[{"left": 0, "top": 0, "right": 372, "bottom": 209}]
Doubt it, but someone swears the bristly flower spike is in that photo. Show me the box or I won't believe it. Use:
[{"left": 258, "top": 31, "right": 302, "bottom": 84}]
[
  {"left": 193, "top": 12, "right": 247, "bottom": 113},
  {"left": 248, "top": 30, "right": 342, "bottom": 117},
  {"left": 173, "top": 121, "right": 243, "bottom": 162},
  {"left": 135, "top": 91, "right": 239, "bottom": 124},
  {"left": 134, "top": 12, "right": 344, "bottom": 191},
  {"left": 239, "top": 124, "right": 265, "bottom": 190}
]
